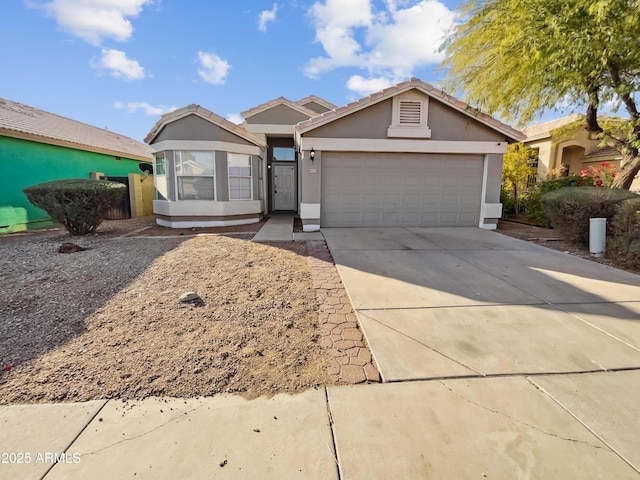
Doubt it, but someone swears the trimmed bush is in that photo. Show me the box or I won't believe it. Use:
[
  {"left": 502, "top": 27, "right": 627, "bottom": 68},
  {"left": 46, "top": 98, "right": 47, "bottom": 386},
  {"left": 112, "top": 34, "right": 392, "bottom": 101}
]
[
  {"left": 540, "top": 187, "right": 638, "bottom": 246},
  {"left": 525, "top": 175, "right": 593, "bottom": 227},
  {"left": 609, "top": 198, "right": 640, "bottom": 268},
  {"left": 23, "top": 179, "right": 126, "bottom": 236}
]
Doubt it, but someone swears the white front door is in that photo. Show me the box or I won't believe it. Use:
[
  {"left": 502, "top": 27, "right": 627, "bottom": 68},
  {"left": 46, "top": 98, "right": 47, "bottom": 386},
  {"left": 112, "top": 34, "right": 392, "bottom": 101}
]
[{"left": 273, "top": 165, "right": 296, "bottom": 210}]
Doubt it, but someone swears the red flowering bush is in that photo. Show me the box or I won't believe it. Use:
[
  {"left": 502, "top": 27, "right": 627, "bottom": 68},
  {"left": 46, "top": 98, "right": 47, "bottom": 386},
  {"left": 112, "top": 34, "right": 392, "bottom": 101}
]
[{"left": 580, "top": 161, "right": 618, "bottom": 188}]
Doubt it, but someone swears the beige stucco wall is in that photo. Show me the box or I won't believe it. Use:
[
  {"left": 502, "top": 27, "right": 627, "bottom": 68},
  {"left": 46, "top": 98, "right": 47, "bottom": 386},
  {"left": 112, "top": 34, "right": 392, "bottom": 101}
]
[{"left": 525, "top": 128, "right": 602, "bottom": 179}]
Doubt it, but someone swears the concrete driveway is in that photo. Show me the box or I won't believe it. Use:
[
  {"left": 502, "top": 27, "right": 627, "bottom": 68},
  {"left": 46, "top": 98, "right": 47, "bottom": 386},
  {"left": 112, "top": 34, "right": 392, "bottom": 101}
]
[{"left": 323, "top": 227, "right": 640, "bottom": 478}]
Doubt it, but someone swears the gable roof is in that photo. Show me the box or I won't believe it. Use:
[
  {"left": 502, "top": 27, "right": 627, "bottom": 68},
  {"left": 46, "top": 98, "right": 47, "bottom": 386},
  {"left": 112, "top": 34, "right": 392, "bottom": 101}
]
[
  {"left": 0, "top": 98, "right": 151, "bottom": 161},
  {"left": 144, "top": 104, "right": 266, "bottom": 147},
  {"left": 295, "top": 78, "right": 525, "bottom": 142},
  {"left": 295, "top": 95, "right": 337, "bottom": 111},
  {"left": 240, "top": 96, "right": 320, "bottom": 120},
  {"left": 521, "top": 114, "right": 585, "bottom": 141}
]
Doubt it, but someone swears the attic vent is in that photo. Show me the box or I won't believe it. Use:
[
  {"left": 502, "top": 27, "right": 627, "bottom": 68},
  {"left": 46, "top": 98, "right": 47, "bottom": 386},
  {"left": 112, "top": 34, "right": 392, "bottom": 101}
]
[{"left": 399, "top": 100, "right": 421, "bottom": 125}]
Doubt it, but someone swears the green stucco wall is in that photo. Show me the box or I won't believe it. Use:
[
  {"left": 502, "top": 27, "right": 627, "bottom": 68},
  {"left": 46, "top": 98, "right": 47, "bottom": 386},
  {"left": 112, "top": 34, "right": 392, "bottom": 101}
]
[{"left": 0, "top": 136, "right": 147, "bottom": 232}]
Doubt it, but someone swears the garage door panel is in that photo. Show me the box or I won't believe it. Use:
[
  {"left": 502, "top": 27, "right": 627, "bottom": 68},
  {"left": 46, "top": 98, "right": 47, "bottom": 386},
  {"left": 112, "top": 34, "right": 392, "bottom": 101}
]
[{"left": 321, "top": 153, "right": 482, "bottom": 227}]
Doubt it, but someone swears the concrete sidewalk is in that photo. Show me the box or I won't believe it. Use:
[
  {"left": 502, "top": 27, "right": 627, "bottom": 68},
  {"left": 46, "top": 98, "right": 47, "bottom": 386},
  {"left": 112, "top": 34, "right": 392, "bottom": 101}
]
[
  {"left": 251, "top": 214, "right": 323, "bottom": 242},
  {"left": 2, "top": 374, "right": 640, "bottom": 479}
]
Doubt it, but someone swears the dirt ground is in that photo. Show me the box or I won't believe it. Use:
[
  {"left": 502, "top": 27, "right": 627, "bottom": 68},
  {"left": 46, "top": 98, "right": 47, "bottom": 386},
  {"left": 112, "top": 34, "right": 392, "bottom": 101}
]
[
  {"left": 497, "top": 219, "right": 639, "bottom": 274},
  {"left": 0, "top": 218, "right": 332, "bottom": 404}
]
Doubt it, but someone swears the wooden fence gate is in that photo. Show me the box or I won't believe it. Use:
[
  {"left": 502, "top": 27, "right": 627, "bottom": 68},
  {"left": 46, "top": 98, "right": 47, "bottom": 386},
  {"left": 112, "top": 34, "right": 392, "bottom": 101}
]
[{"left": 101, "top": 176, "right": 131, "bottom": 220}]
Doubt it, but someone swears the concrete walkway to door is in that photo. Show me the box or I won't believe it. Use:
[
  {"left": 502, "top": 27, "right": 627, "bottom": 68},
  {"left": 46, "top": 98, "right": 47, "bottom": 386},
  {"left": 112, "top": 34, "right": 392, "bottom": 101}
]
[
  {"left": 251, "top": 213, "right": 324, "bottom": 242},
  {"left": 322, "top": 226, "right": 640, "bottom": 478}
]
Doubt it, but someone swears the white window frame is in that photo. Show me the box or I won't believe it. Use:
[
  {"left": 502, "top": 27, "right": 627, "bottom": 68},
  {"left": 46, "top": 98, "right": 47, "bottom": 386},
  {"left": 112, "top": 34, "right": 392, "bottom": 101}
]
[
  {"left": 227, "top": 153, "right": 253, "bottom": 201},
  {"left": 175, "top": 150, "right": 216, "bottom": 201},
  {"left": 387, "top": 91, "right": 432, "bottom": 139}
]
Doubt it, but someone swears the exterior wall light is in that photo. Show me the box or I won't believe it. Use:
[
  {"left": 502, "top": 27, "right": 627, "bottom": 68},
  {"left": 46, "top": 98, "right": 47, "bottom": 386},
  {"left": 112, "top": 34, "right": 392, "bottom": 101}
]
[{"left": 310, "top": 148, "right": 315, "bottom": 162}]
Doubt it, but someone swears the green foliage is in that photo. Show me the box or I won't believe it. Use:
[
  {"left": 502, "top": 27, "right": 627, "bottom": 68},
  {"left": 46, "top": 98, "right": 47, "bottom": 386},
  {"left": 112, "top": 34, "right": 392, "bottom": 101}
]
[
  {"left": 609, "top": 198, "right": 640, "bottom": 268},
  {"left": 540, "top": 186, "right": 638, "bottom": 245},
  {"left": 501, "top": 143, "right": 537, "bottom": 217},
  {"left": 524, "top": 175, "right": 593, "bottom": 227},
  {"left": 441, "top": 0, "right": 640, "bottom": 126},
  {"left": 441, "top": 0, "right": 640, "bottom": 189},
  {"left": 23, "top": 179, "right": 126, "bottom": 236}
]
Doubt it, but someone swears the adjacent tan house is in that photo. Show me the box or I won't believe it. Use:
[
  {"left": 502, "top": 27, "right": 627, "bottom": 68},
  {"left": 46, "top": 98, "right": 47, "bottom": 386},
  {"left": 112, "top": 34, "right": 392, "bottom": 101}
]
[
  {"left": 522, "top": 114, "right": 640, "bottom": 191},
  {"left": 145, "top": 78, "right": 524, "bottom": 231}
]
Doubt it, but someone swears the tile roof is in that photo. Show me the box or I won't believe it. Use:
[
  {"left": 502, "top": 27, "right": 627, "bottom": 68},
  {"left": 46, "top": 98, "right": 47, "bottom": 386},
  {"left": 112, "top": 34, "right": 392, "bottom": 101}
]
[
  {"left": 240, "top": 97, "right": 320, "bottom": 120},
  {"left": 295, "top": 78, "right": 525, "bottom": 142},
  {"left": 0, "top": 98, "right": 151, "bottom": 160},
  {"left": 521, "top": 114, "right": 585, "bottom": 140},
  {"left": 295, "top": 95, "right": 337, "bottom": 111},
  {"left": 582, "top": 146, "right": 623, "bottom": 161},
  {"left": 144, "top": 104, "right": 266, "bottom": 147}
]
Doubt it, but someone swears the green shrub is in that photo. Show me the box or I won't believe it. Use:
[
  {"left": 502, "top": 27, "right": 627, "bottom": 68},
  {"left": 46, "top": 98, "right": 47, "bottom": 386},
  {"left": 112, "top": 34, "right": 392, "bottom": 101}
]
[
  {"left": 23, "top": 179, "right": 126, "bottom": 236},
  {"left": 609, "top": 198, "right": 640, "bottom": 268},
  {"left": 525, "top": 175, "right": 593, "bottom": 227},
  {"left": 501, "top": 188, "right": 523, "bottom": 216},
  {"left": 540, "top": 187, "right": 638, "bottom": 246}
]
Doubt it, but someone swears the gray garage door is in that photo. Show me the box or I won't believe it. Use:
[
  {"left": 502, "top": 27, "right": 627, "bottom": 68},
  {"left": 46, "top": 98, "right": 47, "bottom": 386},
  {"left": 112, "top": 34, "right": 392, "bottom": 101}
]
[{"left": 321, "top": 153, "right": 483, "bottom": 227}]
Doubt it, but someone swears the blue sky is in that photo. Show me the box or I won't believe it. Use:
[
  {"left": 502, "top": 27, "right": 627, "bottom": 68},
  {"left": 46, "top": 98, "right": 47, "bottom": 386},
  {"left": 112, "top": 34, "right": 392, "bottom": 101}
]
[{"left": 2, "top": 0, "right": 563, "bottom": 143}]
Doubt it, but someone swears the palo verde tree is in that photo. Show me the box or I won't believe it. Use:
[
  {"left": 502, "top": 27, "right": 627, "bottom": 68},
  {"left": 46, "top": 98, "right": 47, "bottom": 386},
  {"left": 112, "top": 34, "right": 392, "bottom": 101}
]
[{"left": 441, "top": 0, "right": 640, "bottom": 189}]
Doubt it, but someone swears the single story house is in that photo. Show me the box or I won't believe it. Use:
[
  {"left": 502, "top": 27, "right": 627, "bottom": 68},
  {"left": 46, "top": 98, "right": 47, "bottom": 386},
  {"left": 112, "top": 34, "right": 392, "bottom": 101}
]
[
  {"left": 0, "top": 98, "right": 153, "bottom": 233},
  {"left": 522, "top": 114, "right": 640, "bottom": 191},
  {"left": 145, "top": 78, "right": 524, "bottom": 231}
]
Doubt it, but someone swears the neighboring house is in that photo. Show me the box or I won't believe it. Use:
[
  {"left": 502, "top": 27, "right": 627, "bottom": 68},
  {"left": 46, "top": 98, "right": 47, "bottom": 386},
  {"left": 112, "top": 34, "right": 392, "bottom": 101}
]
[
  {"left": 0, "top": 98, "right": 153, "bottom": 233},
  {"left": 145, "top": 78, "right": 524, "bottom": 231},
  {"left": 522, "top": 114, "right": 640, "bottom": 191}
]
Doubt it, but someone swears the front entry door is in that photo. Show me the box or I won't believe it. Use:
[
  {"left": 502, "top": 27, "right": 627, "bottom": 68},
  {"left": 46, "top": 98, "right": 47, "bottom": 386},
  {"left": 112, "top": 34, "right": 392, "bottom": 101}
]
[{"left": 273, "top": 165, "right": 296, "bottom": 210}]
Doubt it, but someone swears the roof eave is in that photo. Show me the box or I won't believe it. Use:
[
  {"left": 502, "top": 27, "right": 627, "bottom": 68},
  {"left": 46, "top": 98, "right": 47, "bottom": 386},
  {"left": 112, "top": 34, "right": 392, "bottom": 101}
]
[
  {"left": 1, "top": 128, "right": 152, "bottom": 161},
  {"left": 295, "top": 78, "right": 524, "bottom": 142},
  {"left": 144, "top": 105, "right": 266, "bottom": 148}
]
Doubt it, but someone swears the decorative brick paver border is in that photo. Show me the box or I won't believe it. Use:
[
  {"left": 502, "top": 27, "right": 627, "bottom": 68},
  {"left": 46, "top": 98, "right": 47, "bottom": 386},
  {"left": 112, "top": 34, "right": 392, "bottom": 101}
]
[{"left": 307, "top": 240, "right": 381, "bottom": 384}]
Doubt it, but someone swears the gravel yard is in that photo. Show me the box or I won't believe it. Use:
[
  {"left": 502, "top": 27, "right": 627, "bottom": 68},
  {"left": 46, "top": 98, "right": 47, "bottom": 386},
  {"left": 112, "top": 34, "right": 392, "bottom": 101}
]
[{"left": 0, "top": 218, "right": 333, "bottom": 403}]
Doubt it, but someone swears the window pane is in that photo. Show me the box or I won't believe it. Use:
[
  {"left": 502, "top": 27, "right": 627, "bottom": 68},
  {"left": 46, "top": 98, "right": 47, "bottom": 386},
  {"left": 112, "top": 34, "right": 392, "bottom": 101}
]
[
  {"left": 228, "top": 154, "right": 251, "bottom": 167},
  {"left": 154, "top": 153, "right": 166, "bottom": 175},
  {"left": 230, "top": 188, "right": 252, "bottom": 200},
  {"left": 228, "top": 154, "right": 252, "bottom": 200},
  {"left": 155, "top": 174, "right": 168, "bottom": 200},
  {"left": 230, "top": 177, "right": 251, "bottom": 189},
  {"left": 273, "top": 147, "right": 295, "bottom": 161},
  {"left": 178, "top": 176, "right": 214, "bottom": 200},
  {"left": 176, "top": 151, "right": 215, "bottom": 175}
]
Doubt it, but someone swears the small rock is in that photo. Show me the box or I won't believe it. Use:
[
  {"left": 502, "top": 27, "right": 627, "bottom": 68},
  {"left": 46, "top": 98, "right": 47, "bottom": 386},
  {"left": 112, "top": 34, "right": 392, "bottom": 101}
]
[
  {"left": 219, "top": 459, "right": 227, "bottom": 468},
  {"left": 179, "top": 292, "right": 200, "bottom": 303},
  {"left": 58, "top": 242, "right": 86, "bottom": 254}
]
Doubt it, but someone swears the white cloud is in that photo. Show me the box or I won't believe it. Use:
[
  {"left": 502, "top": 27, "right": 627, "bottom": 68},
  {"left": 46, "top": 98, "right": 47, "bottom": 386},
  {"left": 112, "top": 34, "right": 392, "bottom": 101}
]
[
  {"left": 197, "top": 51, "right": 231, "bottom": 85},
  {"left": 305, "top": 0, "right": 372, "bottom": 78},
  {"left": 258, "top": 4, "right": 278, "bottom": 32},
  {"left": 114, "top": 102, "right": 176, "bottom": 116},
  {"left": 96, "top": 49, "right": 145, "bottom": 81},
  {"left": 226, "top": 113, "right": 244, "bottom": 124},
  {"left": 346, "top": 75, "right": 395, "bottom": 96},
  {"left": 36, "top": 0, "right": 152, "bottom": 46},
  {"left": 305, "top": 0, "right": 454, "bottom": 87}
]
